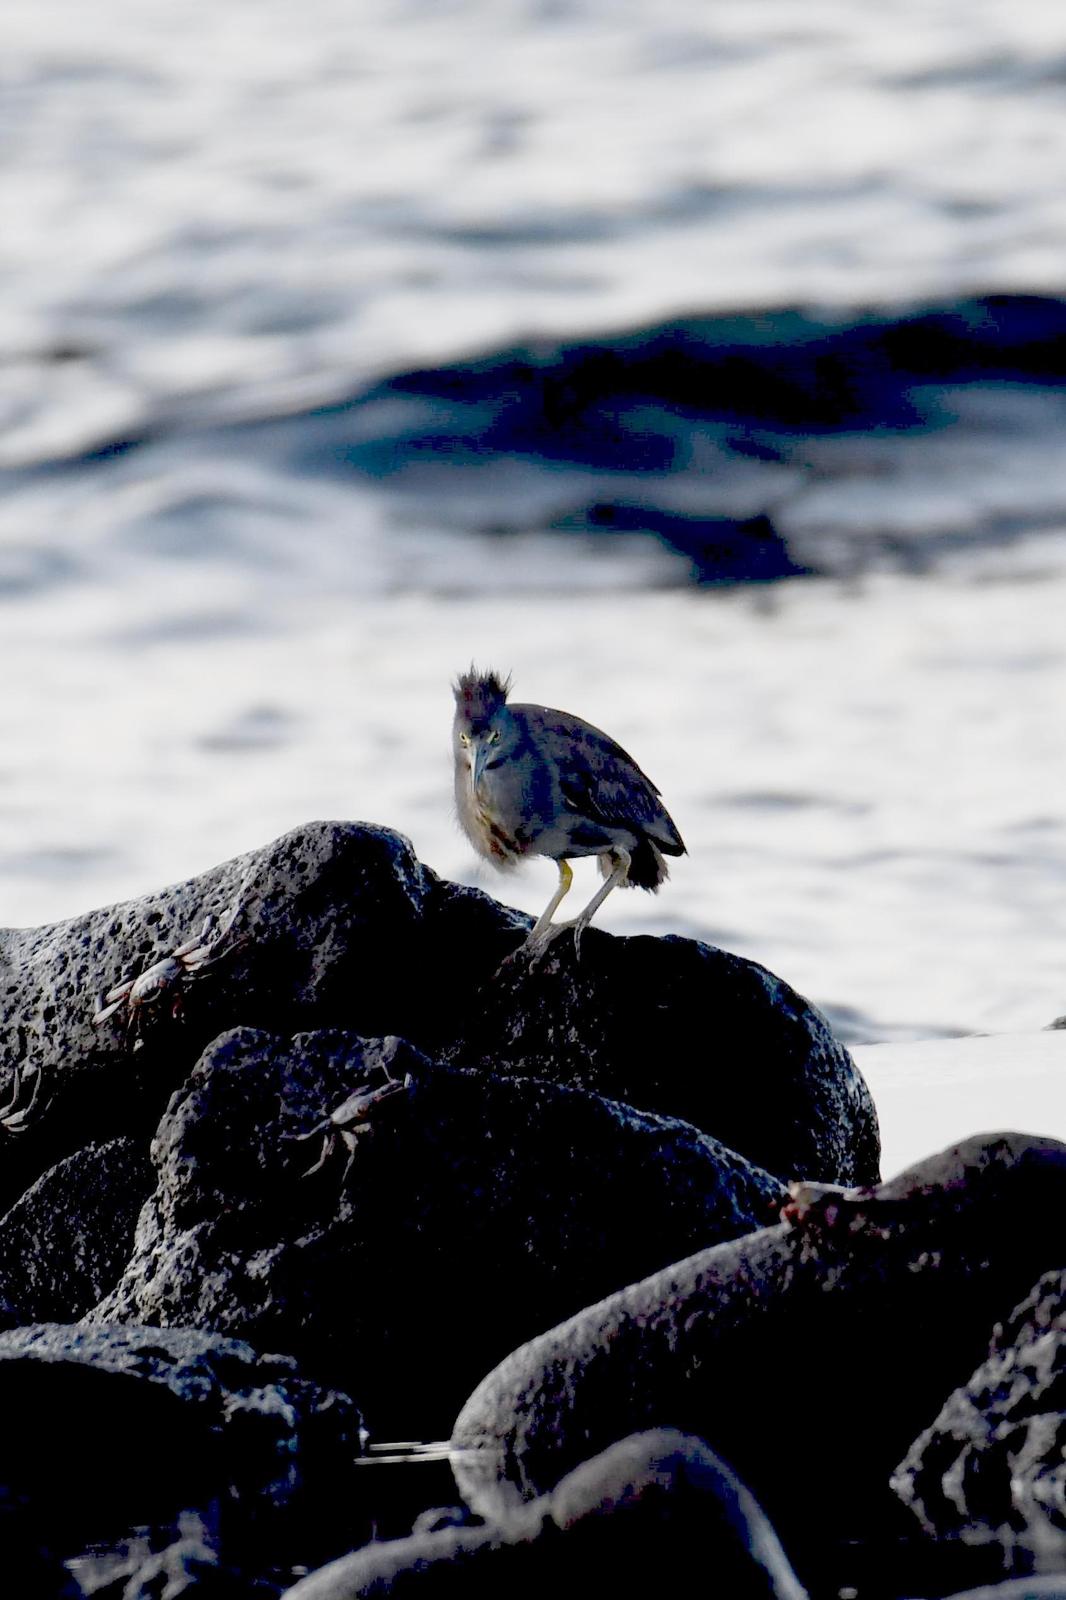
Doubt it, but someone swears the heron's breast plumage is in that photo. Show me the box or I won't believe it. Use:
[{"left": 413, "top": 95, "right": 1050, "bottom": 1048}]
[
  {"left": 474, "top": 795, "right": 523, "bottom": 863},
  {"left": 455, "top": 756, "right": 528, "bottom": 866}
]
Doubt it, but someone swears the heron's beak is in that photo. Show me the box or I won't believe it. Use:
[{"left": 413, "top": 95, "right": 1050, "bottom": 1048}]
[{"left": 471, "top": 737, "right": 488, "bottom": 790}]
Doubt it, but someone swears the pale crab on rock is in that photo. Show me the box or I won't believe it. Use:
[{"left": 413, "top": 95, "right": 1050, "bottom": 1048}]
[
  {"left": 92, "top": 904, "right": 248, "bottom": 1044},
  {"left": 296, "top": 1068, "right": 415, "bottom": 1181}
]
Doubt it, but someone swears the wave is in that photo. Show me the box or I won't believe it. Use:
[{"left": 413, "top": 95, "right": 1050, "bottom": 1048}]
[{"left": 21, "top": 293, "right": 1066, "bottom": 587}]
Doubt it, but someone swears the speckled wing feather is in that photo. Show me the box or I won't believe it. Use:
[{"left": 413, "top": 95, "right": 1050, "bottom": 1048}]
[{"left": 517, "top": 705, "right": 685, "bottom": 853}]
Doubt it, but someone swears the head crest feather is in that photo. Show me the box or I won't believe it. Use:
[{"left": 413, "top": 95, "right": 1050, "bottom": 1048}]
[{"left": 453, "top": 666, "right": 512, "bottom": 722}]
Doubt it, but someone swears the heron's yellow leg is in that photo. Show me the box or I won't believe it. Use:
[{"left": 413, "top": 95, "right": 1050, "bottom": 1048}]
[
  {"left": 524, "top": 849, "right": 631, "bottom": 963},
  {"left": 525, "top": 858, "right": 574, "bottom": 945}
]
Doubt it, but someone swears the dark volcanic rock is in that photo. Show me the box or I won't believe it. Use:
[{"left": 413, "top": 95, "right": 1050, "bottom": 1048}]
[
  {"left": 451, "top": 1134, "right": 1066, "bottom": 1564},
  {"left": 435, "top": 906, "right": 879, "bottom": 1187},
  {"left": 0, "top": 1137, "right": 153, "bottom": 1322},
  {"left": 0, "top": 822, "right": 438, "bottom": 1209},
  {"left": 892, "top": 1268, "right": 1066, "bottom": 1552},
  {"left": 0, "top": 1496, "right": 74, "bottom": 1599},
  {"left": 0, "top": 1323, "right": 363, "bottom": 1516},
  {"left": 88, "top": 1030, "right": 785, "bottom": 1435},
  {"left": 281, "top": 1429, "right": 807, "bottom": 1599},
  {"left": 0, "top": 821, "right": 875, "bottom": 1212},
  {"left": 0, "top": 1326, "right": 364, "bottom": 1594}
]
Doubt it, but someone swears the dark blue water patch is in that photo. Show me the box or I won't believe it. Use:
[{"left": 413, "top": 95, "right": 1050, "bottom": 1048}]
[
  {"left": 264, "top": 291, "right": 1066, "bottom": 582},
  {"left": 557, "top": 504, "right": 808, "bottom": 583},
  {"left": 31, "top": 291, "right": 1066, "bottom": 587},
  {"left": 76, "top": 432, "right": 151, "bottom": 464},
  {"left": 46, "top": 292, "right": 1066, "bottom": 477},
  {"left": 371, "top": 293, "right": 1066, "bottom": 438}
]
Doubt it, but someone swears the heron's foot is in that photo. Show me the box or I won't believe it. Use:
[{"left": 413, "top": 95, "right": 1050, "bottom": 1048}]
[{"left": 518, "top": 918, "right": 587, "bottom": 968}]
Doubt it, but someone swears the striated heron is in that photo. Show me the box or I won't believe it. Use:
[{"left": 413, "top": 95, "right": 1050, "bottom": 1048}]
[{"left": 453, "top": 668, "right": 685, "bottom": 954}]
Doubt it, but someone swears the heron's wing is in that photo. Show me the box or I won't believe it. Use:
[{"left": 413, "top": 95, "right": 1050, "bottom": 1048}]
[{"left": 519, "top": 706, "right": 685, "bottom": 852}]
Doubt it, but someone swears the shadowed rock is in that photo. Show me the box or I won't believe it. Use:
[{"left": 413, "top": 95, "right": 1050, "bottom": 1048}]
[
  {"left": 88, "top": 1031, "right": 786, "bottom": 1436},
  {"left": 892, "top": 1268, "right": 1066, "bottom": 1556},
  {"left": 281, "top": 1430, "right": 808, "bottom": 1599},
  {"left": 443, "top": 925, "right": 879, "bottom": 1184},
  {"left": 0, "top": 1137, "right": 153, "bottom": 1323},
  {"left": 451, "top": 1134, "right": 1066, "bottom": 1564},
  {"left": 0, "top": 1323, "right": 363, "bottom": 1509}
]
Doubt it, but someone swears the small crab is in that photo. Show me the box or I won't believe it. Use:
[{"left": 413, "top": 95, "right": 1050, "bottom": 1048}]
[
  {"left": 780, "top": 1179, "right": 876, "bottom": 1234},
  {"left": 296, "top": 1070, "right": 414, "bottom": 1181},
  {"left": 92, "top": 904, "right": 247, "bottom": 1043}
]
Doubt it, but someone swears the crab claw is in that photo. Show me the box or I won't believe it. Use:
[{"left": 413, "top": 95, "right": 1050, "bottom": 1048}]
[
  {"left": 0, "top": 1066, "right": 46, "bottom": 1134},
  {"left": 172, "top": 915, "right": 219, "bottom": 961},
  {"left": 93, "top": 995, "right": 124, "bottom": 1025},
  {"left": 0, "top": 1065, "right": 24, "bottom": 1122},
  {"left": 93, "top": 970, "right": 140, "bottom": 1025}
]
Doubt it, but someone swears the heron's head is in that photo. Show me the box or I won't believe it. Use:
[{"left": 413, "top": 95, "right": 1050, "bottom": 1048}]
[{"left": 453, "top": 667, "right": 516, "bottom": 786}]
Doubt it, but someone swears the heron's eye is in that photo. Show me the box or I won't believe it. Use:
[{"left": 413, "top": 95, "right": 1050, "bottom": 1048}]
[
  {"left": 489, "top": 729, "right": 501, "bottom": 744},
  {"left": 459, "top": 732, "right": 471, "bottom": 746}
]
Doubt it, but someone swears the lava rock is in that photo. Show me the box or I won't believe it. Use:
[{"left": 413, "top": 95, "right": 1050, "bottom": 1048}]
[
  {"left": 892, "top": 1268, "right": 1066, "bottom": 1550},
  {"left": 0, "top": 820, "right": 875, "bottom": 1215},
  {"left": 0, "top": 1137, "right": 153, "bottom": 1322},
  {"left": 0, "top": 1323, "right": 364, "bottom": 1521},
  {"left": 451, "top": 1134, "right": 1066, "bottom": 1565},
  {"left": 435, "top": 912, "right": 879, "bottom": 1185},
  {"left": 0, "top": 1493, "right": 75, "bottom": 1599},
  {"left": 88, "top": 1030, "right": 785, "bottom": 1435},
  {"left": 0, "top": 823, "right": 440, "bottom": 1209},
  {"left": 281, "top": 1429, "right": 808, "bottom": 1599}
]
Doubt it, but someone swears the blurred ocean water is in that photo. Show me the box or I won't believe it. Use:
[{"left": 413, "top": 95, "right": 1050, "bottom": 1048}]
[{"left": 2, "top": 0, "right": 1066, "bottom": 1047}]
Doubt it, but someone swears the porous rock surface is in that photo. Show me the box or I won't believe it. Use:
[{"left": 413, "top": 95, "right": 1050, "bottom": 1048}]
[
  {"left": 0, "top": 823, "right": 438, "bottom": 1209},
  {"left": 0, "top": 820, "right": 878, "bottom": 1208},
  {"left": 280, "top": 1429, "right": 808, "bottom": 1600},
  {"left": 88, "top": 1030, "right": 786, "bottom": 1436},
  {"left": 448, "top": 928, "right": 880, "bottom": 1185},
  {"left": 0, "top": 1136, "right": 153, "bottom": 1324},
  {"left": 892, "top": 1267, "right": 1066, "bottom": 1545},
  {"left": 450, "top": 1134, "right": 1066, "bottom": 1561}
]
